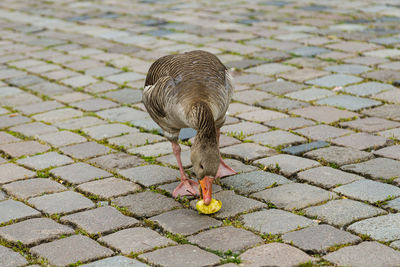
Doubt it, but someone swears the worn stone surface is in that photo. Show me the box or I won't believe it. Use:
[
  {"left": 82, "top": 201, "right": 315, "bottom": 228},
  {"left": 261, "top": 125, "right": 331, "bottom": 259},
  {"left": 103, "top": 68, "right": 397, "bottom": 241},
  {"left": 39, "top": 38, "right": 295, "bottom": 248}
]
[
  {"left": 281, "top": 141, "right": 329, "bottom": 155},
  {"left": 254, "top": 154, "right": 321, "bottom": 176},
  {"left": 334, "top": 179, "right": 400, "bottom": 203},
  {"left": 61, "top": 206, "right": 139, "bottom": 235},
  {"left": 81, "top": 256, "right": 149, "bottom": 267},
  {"left": 374, "top": 145, "right": 400, "bottom": 160},
  {"left": 118, "top": 165, "right": 180, "bottom": 186},
  {"left": 0, "top": 199, "right": 41, "bottom": 224},
  {"left": 295, "top": 125, "right": 352, "bottom": 141},
  {"left": 245, "top": 130, "right": 306, "bottom": 147},
  {"left": 324, "top": 242, "right": 400, "bottom": 267},
  {"left": 332, "top": 132, "right": 391, "bottom": 150},
  {"left": 305, "top": 199, "right": 387, "bottom": 227},
  {"left": 348, "top": 213, "right": 400, "bottom": 242},
  {"left": 3, "top": 178, "right": 66, "bottom": 199},
  {"left": 297, "top": 166, "right": 364, "bottom": 189},
  {"left": 0, "top": 245, "right": 28, "bottom": 267},
  {"left": 0, "top": 218, "right": 74, "bottom": 246},
  {"left": 102, "top": 228, "right": 175, "bottom": 255},
  {"left": 188, "top": 226, "right": 262, "bottom": 252},
  {"left": 282, "top": 224, "right": 361, "bottom": 253},
  {"left": 78, "top": 178, "right": 141, "bottom": 199},
  {"left": 0, "top": 163, "right": 36, "bottom": 185},
  {"left": 240, "top": 243, "right": 314, "bottom": 267},
  {"left": 149, "top": 209, "right": 222, "bottom": 236},
  {"left": 291, "top": 106, "right": 358, "bottom": 123},
  {"left": 60, "top": 141, "right": 112, "bottom": 159},
  {"left": 304, "top": 146, "right": 373, "bottom": 166},
  {"left": 0, "top": 140, "right": 50, "bottom": 158},
  {"left": 51, "top": 162, "right": 112, "bottom": 185},
  {"left": 241, "top": 209, "right": 316, "bottom": 235},
  {"left": 139, "top": 244, "right": 220, "bottom": 267},
  {"left": 221, "top": 171, "right": 291, "bottom": 194},
  {"left": 28, "top": 191, "right": 95, "bottom": 215},
  {"left": 88, "top": 152, "right": 144, "bottom": 171},
  {"left": 252, "top": 183, "right": 337, "bottom": 210},
  {"left": 112, "top": 191, "right": 181, "bottom": 217},
  {"left": 31, "top": 235, "right": 113, "bottom": 266},
  {"left": 341, "top": 158, "right": 400, "bottom": 180},
  {"left": 38, "top": 130, "right": 87, "bottom": 147},
  {"left": 17, "top": 152, "right": 74, "bottom": 170}
]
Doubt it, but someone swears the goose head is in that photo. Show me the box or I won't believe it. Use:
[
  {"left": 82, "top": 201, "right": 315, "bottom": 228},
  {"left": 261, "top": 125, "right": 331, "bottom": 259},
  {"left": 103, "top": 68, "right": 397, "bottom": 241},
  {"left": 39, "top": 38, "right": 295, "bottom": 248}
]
[{"left": 191, "top": 137, "right": 219, "bottom": 205}]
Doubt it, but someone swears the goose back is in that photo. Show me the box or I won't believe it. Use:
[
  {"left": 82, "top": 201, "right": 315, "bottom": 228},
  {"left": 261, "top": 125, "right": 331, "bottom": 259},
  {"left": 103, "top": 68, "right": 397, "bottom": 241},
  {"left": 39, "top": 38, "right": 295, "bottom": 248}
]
[{"left": 143, "top": 50, "right": 233, "bottom": 140}]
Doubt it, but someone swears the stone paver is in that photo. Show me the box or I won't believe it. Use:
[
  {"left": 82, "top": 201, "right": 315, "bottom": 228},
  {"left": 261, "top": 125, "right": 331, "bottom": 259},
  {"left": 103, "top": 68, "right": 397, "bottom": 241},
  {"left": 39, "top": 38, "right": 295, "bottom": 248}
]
[
  {"left": 60, "top": 141, "right": 112, "bottom": 159},
  {"left": 306, "top": 74, "right": 363, "bottom": 88},
  {"left": 81, "top": 256, "right": 149, "bottom": 267},
  {"left": 245, "top": 130, "right": 306, "bottom": 147},
  {"left": 31, "top": 235, "right": 113, "bottom": 266},
  {"left": 149, "top": 209, "right": 222, "bottom": 236},
  {"left": 282, "top": 224, "right": 361, "bottom": 253},
  {"left": 317, "top": 95, "right": 382, "bottom": 111},
  {"left": 51, "top": 162, "right": 112, "bottom": 185},
  {"left": 1, "top": 1, "right": 400, "bottom": 266},
  {"left": 332, "top": 132, "right": 391, "bottom": 150},
  {"left": 0, "top": 163, "right": 35, "bottom": 184},
  {"left": 254, "top": 154, "right": 321, "bottom": 176},
  {"left": 0, "top": 199, "right": 41, "bottom": 224},
  {"left": 61, "top": 206, "right": 139, "bottom": 235},
  {"left": 348, "top": 213, "right": 400, "bottom": 242},
  {"left": 38, "top": 130, "right": 87, "bottom": 147},
  {"left": 17, "top": 151, "right": 74, "bottom": 170},
  {"left": 118, "top": 165, "right": 180, "bottom": 187},
  {"left": 240, "top": 243, "right": 314, "bottom": 267},
  {"left": 374, "top": 145, "right": 400, "bottom": 160},
  {"left": 112, "top": 191, "right": 181, "bottom": 217},
  {"left": 188, "top": 226, "right": 262, "bottom": 252},
  {"left": 304, "top": 146, "right": 374, "bottom": 166},
  {"left": 88, "top": 152, "right": 144, "bottom": 171},
  {"left": 305, "top": 199, "right": 386, "bottom": 227},
  {"left": 341, "top": 157, "right": 400, "bottom": 180},
  {"left": 324, "top": 242, "right": 400, "bottom": 267},
  {"left": 99, "top": 227, "right": 176, "bottom": 254},
  {"left": 340, "top": 117, "right": 400, "bottom": 132},
  {"left": 78, "top": 178, "right": 141, "bottom": 199},
  {"left": 221, "top": 171, "right": 291, "bottom": 194},
  {"left": 0, "top": 217, "right": 74, "bottom": 246},
  {"left": 297, "top": 166, "right": 364, "bottom": 189},
  {"left": 139, "top": 244, "right": 220, "bottom": 267},
  {"left": 28, "top": 191, "right": 95, "bottom": 215},
  {"left": 281, "top": 141, "right": 329, "bottom": 155},
  {"left": 0, "top": 140, "right": 50, "bottom": 158},
  {"left": 9, "top": 122, "right": 58, "bottom": 137},
  {"left": 0, "top": 245, "right": 28, "bottom": 267},
  {"left": 241, "top": 209, "right": 316, "bottom": 235},
  {"left": 3, "top": 178, "right": 66, "bottom": 199},
  {"left": 295, "top": 124, "right": 352, "bottom": 141},
  {"left": 252, "top": 183, "right": 337, "bottom": 210},
  {"left": 291, "top": 106, "right": 358, "bottom": 123},
  {"left": 334, "top": 179, "right": 400, "bottom": 203}
]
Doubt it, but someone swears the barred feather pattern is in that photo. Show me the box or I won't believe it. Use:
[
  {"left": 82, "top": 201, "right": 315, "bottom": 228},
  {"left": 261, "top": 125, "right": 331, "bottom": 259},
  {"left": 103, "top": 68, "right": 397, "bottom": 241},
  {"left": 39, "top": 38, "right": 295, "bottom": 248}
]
[{"left": 142, "top": 50, "right": 233, "bottom": 141}]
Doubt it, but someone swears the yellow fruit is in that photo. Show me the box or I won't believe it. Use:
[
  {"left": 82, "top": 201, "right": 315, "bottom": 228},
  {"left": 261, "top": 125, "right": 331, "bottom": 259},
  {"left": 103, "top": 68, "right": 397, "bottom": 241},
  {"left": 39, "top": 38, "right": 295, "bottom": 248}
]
[{"left": 196, "top": 198, "right": 222, "bottom": 214}]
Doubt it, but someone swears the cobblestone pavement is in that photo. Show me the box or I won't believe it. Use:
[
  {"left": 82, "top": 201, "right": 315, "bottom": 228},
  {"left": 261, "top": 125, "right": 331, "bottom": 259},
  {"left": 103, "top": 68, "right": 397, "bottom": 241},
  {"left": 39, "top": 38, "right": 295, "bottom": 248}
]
[{"left": 1, "top": 0, "right": 400, "bottom": 266}]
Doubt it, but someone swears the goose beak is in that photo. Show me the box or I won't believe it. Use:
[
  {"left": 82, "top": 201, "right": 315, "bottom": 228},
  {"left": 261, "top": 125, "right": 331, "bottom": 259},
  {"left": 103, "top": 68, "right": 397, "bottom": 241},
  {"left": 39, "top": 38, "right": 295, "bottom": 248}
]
[{"left": 199, "top": 176, "right": 214, "bottom": 205}]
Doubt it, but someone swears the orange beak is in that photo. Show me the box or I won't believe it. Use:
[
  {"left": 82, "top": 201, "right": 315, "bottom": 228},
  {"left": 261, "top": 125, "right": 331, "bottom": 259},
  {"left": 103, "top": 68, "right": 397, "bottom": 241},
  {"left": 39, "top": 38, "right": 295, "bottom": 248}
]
[{"left": 199, "top": 176, "right": 214, "bottom": 205}]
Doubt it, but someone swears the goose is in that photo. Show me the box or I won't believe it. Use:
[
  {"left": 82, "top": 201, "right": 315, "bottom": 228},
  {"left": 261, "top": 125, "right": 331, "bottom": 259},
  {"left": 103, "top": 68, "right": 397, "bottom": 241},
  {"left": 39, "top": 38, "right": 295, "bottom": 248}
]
[{"left": 143, "top": 50, "right": 236, "bottom": 205}]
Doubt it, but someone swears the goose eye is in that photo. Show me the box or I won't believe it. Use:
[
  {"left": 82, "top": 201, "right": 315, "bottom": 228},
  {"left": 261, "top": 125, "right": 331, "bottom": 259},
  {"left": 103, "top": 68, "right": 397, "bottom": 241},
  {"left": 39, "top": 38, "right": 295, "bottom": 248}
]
[{"left": 200, "top": 164, "right": 204, "bottom": 170}]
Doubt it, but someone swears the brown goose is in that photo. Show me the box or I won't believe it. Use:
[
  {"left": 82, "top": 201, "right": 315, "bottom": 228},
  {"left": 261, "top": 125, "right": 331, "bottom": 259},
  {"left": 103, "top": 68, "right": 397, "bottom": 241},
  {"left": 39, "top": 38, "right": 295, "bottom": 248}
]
[{"left": 143, "top": 50, "right": 236, "bottom": 205}]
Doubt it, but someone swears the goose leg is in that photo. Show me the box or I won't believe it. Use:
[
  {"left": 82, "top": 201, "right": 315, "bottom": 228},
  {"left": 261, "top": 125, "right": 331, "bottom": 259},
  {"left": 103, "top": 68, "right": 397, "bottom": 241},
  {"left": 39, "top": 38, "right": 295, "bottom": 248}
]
[
  {"left": 216, "top": 129, "right": 237, "bottom": 178},
  {"left": 171, "top": 141, "right": 199, "bottom": 198}
]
